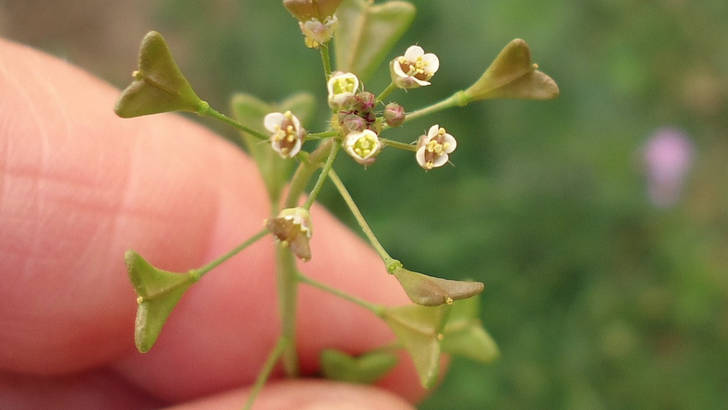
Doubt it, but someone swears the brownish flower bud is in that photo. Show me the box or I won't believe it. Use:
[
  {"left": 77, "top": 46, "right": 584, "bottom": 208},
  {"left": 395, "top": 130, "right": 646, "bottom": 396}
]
[
  {"left": 354, "top": 91, "right": 376, "bottom": 113},
  {"left": 384, "top": 103, "right": 406, "bottom": 127},
  {"left": 339, "top": 112, "right": 367, "bottom": 133}
]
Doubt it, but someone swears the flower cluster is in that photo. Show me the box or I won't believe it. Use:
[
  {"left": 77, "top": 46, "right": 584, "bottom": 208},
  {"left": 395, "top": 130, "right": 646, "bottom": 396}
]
[{"left": 114, "top": 1, "right": 558, "bottom": 398}]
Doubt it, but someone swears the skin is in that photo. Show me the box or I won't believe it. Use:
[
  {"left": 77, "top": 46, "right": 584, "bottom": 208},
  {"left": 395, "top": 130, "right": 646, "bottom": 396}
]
[{"left": 0, "top": 38, "right": 429, "bottom": 409}]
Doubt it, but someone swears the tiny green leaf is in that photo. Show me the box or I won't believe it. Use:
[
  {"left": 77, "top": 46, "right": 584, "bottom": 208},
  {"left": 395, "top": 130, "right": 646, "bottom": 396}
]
[
  {"left": 320, "top": 349, "right": 398, "bottom": 384},
  {"left": 335, "top": 0, "right": 416, "bottom": 82},
  {"left": 392, "top": 267, "right": 484, "bottom": 306},
  {"left": 230, "top": 92, "right": 315, "bottom": 202},
  {"left": 115, "top": 31, "right": 204, "bottom": 118},
  {"left": 441, "top": 297, "right": 499, "bottom": 363},
  {"left": 383, "top": 304, "right": 450, "bottom": 388},
  {"left": 125, "top": 250, "right": 199, "bottom": 353},
  {"left": 463, "top": 38, "right": 559, "bottom": 102}
]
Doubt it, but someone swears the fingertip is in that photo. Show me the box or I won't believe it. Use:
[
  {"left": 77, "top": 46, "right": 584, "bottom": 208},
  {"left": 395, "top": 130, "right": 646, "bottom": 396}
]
[{"left": 166, "top": 379, "right": 414, "bottom": 410}]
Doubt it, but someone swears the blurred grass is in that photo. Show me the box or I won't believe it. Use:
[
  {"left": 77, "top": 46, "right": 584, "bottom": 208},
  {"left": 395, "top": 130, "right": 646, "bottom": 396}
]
[{"left": 2, "top": 0, "right": 727, "bottom": 408}]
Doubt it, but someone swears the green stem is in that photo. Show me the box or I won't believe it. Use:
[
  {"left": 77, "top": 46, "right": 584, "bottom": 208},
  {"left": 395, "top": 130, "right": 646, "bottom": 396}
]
[
  {"left": 376, "top": 82, "right": 398, "bottom": 103},
  {"left": 284, "top": 138, "right": 335, "bottom": 209},
  {"left": 328, "top": 170, "right": 397, "bottom": 267},
  {"left": 320, "top": 44, "right": 332, "bottom": 79},
  {"left": 307, "top": 130, "right": 339, "bottom": 140},
  {"left": 303, "top": 142, "right": 340, "bottom": 210},
  {"left": 195, "top": 228, "right": 268, "bottom": 277},
  {"left": 381, "top": 138, "right": 417, "bottom": 152},
  {"left": 198, "top": 104, "right": 269, "bottom": 141},
  {"left": 276, "top": 245, "right": 299, "bottom": 377},
  {"left": 297, "top": 272, "right": 384, "bottom": 316},
  {"left": 274, "top": 139, "right": 336, "bottom": 377},
  {"left": 243, "top": 336, "right": 290, "bottom": 410},
  {"left": 404, "top": 91, "right": 468, "bottom": 124}
]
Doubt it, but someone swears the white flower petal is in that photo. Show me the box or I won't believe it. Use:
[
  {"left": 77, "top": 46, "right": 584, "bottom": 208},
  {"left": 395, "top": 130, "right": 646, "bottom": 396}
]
[
  {"left": 415, "top": 146, "right": 427, "bottom": 168},
  {"left": 427, "top": 125, "right": 440, "bottom": 139},
  {"left": 443, "top": 134, "right": 457, "bottom": 153},
  {"left": 412, "top": 77, "right": 431, "bottom": 87},
  {"left": 289, "top": 139, "right": 303, "bottom": 157},
  {"left": 392, "top": 61, "right": 409, "bottom": 78},
  {"left": 264, "top": 112, "right": 285, "bottom": 132},
  {"left": 432, "top": 153, "right": 449, "bottom": 168},
  {"left": 404, "top": 45, "right": 424, "bottom": 61},
  {"left": 422, "top": 53, "right": 439, "bottom": 74}
]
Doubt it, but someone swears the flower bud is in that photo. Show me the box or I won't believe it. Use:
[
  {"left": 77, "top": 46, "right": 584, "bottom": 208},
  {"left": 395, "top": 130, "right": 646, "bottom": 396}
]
[
  {"left": 384, "top": 103, "right": 405, "bottom": 127},
  {"left": 266, "top": 207, "right": 313, "bottom": 261},
  {"left": 338, "top": 112, "right": 367, "bottom": 134},
  {"left": 353, "top": 91, "right": 376, "bottom": 113}
]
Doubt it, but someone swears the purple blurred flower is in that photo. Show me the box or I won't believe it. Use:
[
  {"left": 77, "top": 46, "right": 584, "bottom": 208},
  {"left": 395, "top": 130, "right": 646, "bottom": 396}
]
[{"left": 643, "top": 128, "right": 693, "bottom": 207}]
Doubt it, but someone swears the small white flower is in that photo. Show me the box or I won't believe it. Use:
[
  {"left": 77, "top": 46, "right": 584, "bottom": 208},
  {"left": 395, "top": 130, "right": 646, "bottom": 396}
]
[
  {"left": 299, "top": 15, "right": 338, "bottom": 48},
  {"left": 416, "top": 125, "right": 457, "bottom": 170},
  {"left": 344, "top": 129, "right": 381, "bottom": 166},
  {"left": 327, "top": 71, "right": 359, "bottom": 109},
  {"left": 391, "top": 45, "right": 440, "bottom": 89},
  {"left": 264, "top": 111, "right": 305, "bottom": 158},
  {"left": 266, "top": 207, "right": 313, "bottom": 261}
]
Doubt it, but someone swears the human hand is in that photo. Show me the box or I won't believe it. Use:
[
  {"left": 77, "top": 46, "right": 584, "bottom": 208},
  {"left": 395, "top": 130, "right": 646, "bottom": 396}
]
[{"left": 0, "top": 38, "right": 427, "bottom": 409}]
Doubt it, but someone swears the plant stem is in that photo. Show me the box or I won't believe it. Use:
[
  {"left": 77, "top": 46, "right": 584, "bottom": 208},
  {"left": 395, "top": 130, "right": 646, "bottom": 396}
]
[
  {"left": 243, "top": 336, "right": 290, "bottom": 410},
  {"left": 404, "top": 91, "right": 467, "bottom": 124},
  {"left": 198, "top": 104, "right": 269, "bottom": 141},
  {"left": 195, "top": 228, "right": 268, "bottom": 278},
  {"left": 274, "top": 139, "right": 336, "bottom": 377},
  {"left": 303, "top": 142, "right": 340, "bottom": 210},
  {"left": 284, "top": 138, "right": 335, "bottom": 209},
  {"left": 376, "top": 82, "right": 398, "bottom": 103},
  {"left": 320, "top": 44, "right": 332, "bottom": 79},
  {"left": 276, "top": 245, "right": 299, "bottom": 377},
  {"left": 297, "top": 272, "right": 384, "bottom": 316},
  {"left": 307, "top": 130, "right": 339, "bottom": 140},
  {"left": 328, "top": 170, "right": 397, "bottom": 267},
  {"left": 381, "top": 138, "right": 417, "bottom": 152}
]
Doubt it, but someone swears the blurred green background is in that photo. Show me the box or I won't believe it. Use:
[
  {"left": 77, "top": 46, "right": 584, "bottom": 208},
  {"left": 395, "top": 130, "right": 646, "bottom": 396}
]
[{"left": 3, "top": 0, "right": 727, "bottom": 408}]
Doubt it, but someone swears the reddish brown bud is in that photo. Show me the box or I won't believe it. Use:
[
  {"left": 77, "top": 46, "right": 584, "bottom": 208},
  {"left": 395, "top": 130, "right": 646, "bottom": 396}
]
[
  {"left": 384, "top": 103, "right": 406, "bottom": 127},
  {"left": 354, "top": 91, "right": 376, "bottom": 113}
]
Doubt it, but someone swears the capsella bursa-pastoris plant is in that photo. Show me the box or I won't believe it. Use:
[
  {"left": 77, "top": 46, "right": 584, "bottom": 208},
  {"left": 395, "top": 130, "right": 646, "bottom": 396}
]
[{"left": 114, "top": 0, "right": 558, "bottom": 407}]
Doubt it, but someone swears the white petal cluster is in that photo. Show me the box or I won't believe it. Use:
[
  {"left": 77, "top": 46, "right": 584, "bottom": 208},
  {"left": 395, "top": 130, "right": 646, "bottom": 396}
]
[
  {"left": 327, "top": 72, "right": 359, "bottom": 109},
  {"left": 415, "top": 125, "right": 457, "bottom": 170},
  {"left": 299, "top": 15, "right": 338, "bottom": 48},
  {"left": 391, "top": 45, "right": 440, "bottom": 89},
  {"left": 264, "top": 111, "right": 305, "bottom": 158},
  {"left": 344, "top": 129, "right": 381, "bottom": 166}
]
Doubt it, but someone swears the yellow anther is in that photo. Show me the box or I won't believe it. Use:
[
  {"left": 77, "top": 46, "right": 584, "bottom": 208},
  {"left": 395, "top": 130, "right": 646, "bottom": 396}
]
[
  {"left": 286, "top": 125, "right": 294, "bottom": 133},
  {"left": 445, "top": 296, "right": 454, "bottom": 305},
  {"left": 136, "top": 296, "right": 144, "bottom": 304},
  {"left": 287, "top": 135, "right": 295, "bottom": 142},
  {"left": 438, "top": 128, "right": 446, "bottom": 136}
]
